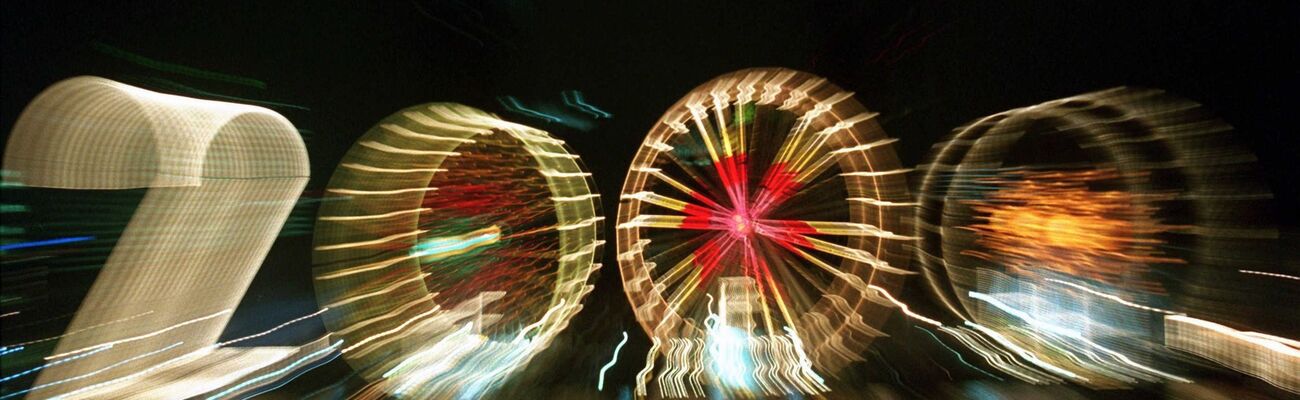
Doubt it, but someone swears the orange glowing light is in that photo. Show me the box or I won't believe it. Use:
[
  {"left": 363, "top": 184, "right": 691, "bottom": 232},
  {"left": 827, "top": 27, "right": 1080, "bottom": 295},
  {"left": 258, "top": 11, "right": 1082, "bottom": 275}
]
[{"left": 961, "top": 169, "right": 1182, "bottom": 292}]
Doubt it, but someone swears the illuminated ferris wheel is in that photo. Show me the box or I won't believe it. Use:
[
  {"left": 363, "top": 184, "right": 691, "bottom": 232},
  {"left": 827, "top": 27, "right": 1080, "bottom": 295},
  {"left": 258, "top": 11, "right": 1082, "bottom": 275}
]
[
  {"left": 616, "top": 68, "right": 914, "bottom": 376},
  {"left": 312, "top": 103, "right": 603, "bottom": 397}
]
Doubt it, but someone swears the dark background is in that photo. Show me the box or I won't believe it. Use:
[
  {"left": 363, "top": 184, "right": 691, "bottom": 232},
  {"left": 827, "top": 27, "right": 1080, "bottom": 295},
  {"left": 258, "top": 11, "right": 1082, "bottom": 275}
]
[{"left": 3, "top": 1, "right": 1297, "bottom": 398}]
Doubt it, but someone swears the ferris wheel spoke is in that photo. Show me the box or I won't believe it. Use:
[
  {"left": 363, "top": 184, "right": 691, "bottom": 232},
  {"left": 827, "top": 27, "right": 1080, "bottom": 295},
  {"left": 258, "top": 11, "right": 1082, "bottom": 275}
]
[
  {"left": 767, "top": 106, "right": 818, "bottom": 173},
  {"left": 754, "top": 115, "right": 815, "bottom": 204},
  {"left": 637, "top": 167, "right": 730, "bottom": 212},
  {"left": 762, "top": 260, "right": 808, "bottom": 333},
  {"left": 665, "top": 234, "right": 741, "bottom": 314},
  {"left": 686, "top": 101, "right": 748, "bottom": 210},
  {"left": 757, "top": 219, "right": 915, "bottom": 240},
  {"left": 740, "top": 238, "right": 783, "bottom": 335},
  {"left": 656, "top": 253, "right": 700, "bottom": 294},
  {"left": 753, "top": 172, "right": 848, "bottom": 220},
  {"left": 651, "top": 233, "right": 717, "bottom": 292},
  {"left": 728, "top": 95, "right": 752, "bottom": 204},
  {"left": 778, "top": 243, "right": 873, "bottom": 294},
  {"left": 621, "top": 191, "right": 721, "bottom": 217},
  {"left": 751, "top": 146, "right": 839, "bottom": 217},
  {"left": 761, "top": 105, "right": 841, "bottom": 182},
  {"left": 694, "top": 233, "right": 742, "bottom": 281},
  {"left": 751, "top": 161, "right": 805, "bottom": 218},
  {"left": 788, "top": 149, "right": 844, "bottom": 190},
  {"left": 663, "top": 265, "right": 706, "bottom": 318},
  {"left": 789, "top": 142, "right": 905, "bottom": 196},
  {"left": 768, "top": 231, "right": 911, "bottom": 276},
  {"left": 657, "top": 139, "right": 731, "bottom": 206},
  {"left": 619, "top": 214, "right": 731, "bottom": 231},
  {"left": 787, "top": 112, "right": 880, "bottom": 174},
  {"left": 754, "top": 112, "right": 889, "bottom": 217},
  {"left": 760, "top": 239, "right": 831, "bottom": 299}
]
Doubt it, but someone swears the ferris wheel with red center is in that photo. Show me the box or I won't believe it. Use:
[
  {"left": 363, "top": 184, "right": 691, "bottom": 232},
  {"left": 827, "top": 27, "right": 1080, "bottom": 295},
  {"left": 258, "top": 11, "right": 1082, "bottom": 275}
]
[{"left": 616, "top": 68, "right": 914, "bottom": 371}]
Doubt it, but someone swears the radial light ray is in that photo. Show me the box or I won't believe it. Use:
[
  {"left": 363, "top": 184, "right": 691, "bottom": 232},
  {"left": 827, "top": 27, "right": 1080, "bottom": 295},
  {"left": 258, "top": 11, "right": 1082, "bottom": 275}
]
[
  {"left": 616, "top": 68, "right": 913, "bottom": 398},
  {"left": 312, "top": 103, "right": 602, "bottom": 399}
]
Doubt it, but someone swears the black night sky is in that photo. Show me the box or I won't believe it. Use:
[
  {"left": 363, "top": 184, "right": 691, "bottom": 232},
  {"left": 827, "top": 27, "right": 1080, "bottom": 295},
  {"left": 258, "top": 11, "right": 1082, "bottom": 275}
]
[{"left": 3, "top": 1, "right": 1298, "bottom": 398}]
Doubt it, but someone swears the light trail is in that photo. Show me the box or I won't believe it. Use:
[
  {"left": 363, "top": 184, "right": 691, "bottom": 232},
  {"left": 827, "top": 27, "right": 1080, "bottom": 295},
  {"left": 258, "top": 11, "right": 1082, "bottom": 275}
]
[
  {"left": 339, "top": 163, "right": 447, "bottom": 174},
  {"left": 1044, "top": 278, "right": 1178, "bottom": 314},
  {"left": 0, "top": 236, "right": 94, "bottom": 251},
  {"left": 409, "top": 226, "right": 501, "bottom": 260},
  {"left": 1239, "top": 269, "right": 1300, "bottom": 281},
  {"left": 563, "top": 90, "right": 612, "bottom": 119},
  {"left": 0, "top": 346, "right": 23, "bottom": 357},
  {"left": 359, "top": 140, "right": 460, "bottom": 156},
  {"left": 969, "top": 291, "right": 1191, "bottom": 383},
  {"left": 3, "top": 342, "right": 184, "bottom": 399},
  {"left": 598, "top": 331, "right": 630, "bottom": 391},
  {"left": 45, "top": 310, "right": 231, "bottom": 360},
  {"left": 203, "top": 341, "right": 344, "bottom": 400},
  {"left": 317, "top": 208, "right": 431, "bottom": 222},
  {"left": 314, "top": 229, "right": 427, "bottom": 251},
  {"left": 498, "top": 96, "right": 562, "bottom": 123},
  {"left": 341, "top": 306, "right": 442, "bottom": 354},
  {"left": 217, "top": 308, "right": 330, "bottom": 346},
  {"left": 0, "top": 346, "right": 114, "bottom": 384},
  {"left": 914, "top": 326, "right": 1004, "bottom": 380},
  {"left": 964, "top": 321, "right": 1085, "bottom": 381},
  {"left": 325, "top": 187, "right": 438, "bottom": 196}
]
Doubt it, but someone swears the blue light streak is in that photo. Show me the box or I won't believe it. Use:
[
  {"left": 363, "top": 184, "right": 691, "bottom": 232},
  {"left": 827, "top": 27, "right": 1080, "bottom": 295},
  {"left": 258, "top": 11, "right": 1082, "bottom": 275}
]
[
  {"left": 0, "top": 236, "right": 95, "bottom": 252},
  {"left": 0, "top": 346, "right": 23, "bottom": 357}
]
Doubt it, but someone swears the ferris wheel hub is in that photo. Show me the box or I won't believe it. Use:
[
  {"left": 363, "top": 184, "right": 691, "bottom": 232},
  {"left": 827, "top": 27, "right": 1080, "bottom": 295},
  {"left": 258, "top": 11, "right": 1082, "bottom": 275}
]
[{"left": 728, "top": 212, "right": 754, "bottom": 236}]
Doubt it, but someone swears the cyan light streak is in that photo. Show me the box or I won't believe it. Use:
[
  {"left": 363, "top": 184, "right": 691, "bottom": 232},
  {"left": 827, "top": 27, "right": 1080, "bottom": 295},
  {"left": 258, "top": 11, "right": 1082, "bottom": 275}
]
[
  {"left": 0, "top": 345, "right": 114, "bottom": 384},
  {"left": 235, "top": 350, "right": 343, "bottom": 400},
  {"left": 2, "top": 342, "right": 183, "bottom": 399},
  {"left": 914, "top": 326, "right": 1004, "bottom": 380},
  {"left": 15, "top": 312, "right": 330, "bottom": 398},
  {"left": 598, "top": 331, "right": 629, "bottom": 391},
  {"left": 204, "top": 341, "right": 344, "bottom": 400},
  {"left": 497, "top": 96, "right": 563, "bottom": 123},
  {"left": 0, "top": 346, "right": 22, "bottom": 357},
  {"left": 563, "top": 91, "right": 612, "bottom": 118},
  {"left": 0, "top": 236, "right": 94, "bottom": 251},
  {"left": 410, "top": 226, "right": 501, "bottom": 260}
]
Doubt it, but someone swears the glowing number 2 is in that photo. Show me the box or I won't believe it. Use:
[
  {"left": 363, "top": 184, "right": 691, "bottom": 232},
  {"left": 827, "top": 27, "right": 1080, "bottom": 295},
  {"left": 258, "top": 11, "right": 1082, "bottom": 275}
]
[{"left": 2, "top": 77, "right": 310, "bottom": 398}]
